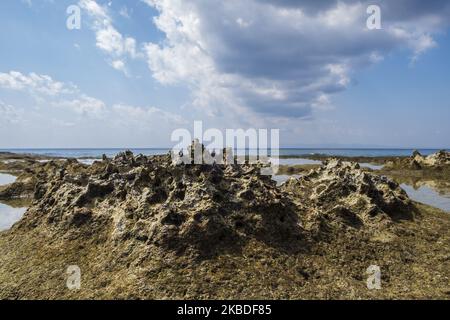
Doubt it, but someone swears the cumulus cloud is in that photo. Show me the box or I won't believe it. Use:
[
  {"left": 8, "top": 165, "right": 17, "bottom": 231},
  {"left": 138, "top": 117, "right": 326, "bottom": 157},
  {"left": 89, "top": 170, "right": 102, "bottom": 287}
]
[
  {"left": 0, "top": 69, "right": 185, "bottom": 138},
  {"left": 54, "top": 95, "right": 106, "bottom": 118},
  {"left": 0, "top": 70, "right": 105, "bottom": 118},
  {"left": 0, "top": 71, "right": 76, "bottom": 96},
  {"left": 78, "top": 0, "right": 139, "bottom": 74},
  {"left": 142, "top": 0, "right": 450, "bottom": 120}
]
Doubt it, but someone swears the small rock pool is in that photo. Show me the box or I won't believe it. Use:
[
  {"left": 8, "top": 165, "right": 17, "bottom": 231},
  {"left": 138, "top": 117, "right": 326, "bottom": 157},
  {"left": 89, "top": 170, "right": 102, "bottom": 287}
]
[
  {"left": 401, "top": 184, "right": 450, "bottom": 212},
  {"left": 0, "top": 173, "right": 17, "bottom": 185},
  {"left": 0, "top": 173, "right": 27, "bottom": 231}
]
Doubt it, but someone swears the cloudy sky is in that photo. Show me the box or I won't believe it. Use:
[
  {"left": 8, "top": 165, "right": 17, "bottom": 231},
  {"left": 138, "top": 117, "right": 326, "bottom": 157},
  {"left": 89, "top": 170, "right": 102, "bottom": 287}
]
[{"left": 0, "top": 0, "right": 449, "bottom": 148}]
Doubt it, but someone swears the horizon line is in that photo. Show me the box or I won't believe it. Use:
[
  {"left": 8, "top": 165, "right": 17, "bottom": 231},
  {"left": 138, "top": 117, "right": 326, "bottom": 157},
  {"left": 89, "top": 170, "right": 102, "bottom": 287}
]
[{"left": 1, "top": 147, "right": 449, "bottom": 150}]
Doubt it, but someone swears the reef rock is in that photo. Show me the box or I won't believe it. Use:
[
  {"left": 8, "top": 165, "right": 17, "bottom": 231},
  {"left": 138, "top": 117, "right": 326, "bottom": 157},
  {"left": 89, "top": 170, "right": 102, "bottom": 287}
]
[
  {"left": 15, "top": 150, "right": 304, "bottom": 257},
  {"left": 282, "top": 159, "right": 414, "bottom": 231},
  {"left": 420, "top": 150, "right": 450, "bottom": 166},
  {"left": 385, "top": 150, "right": 450, "bottom": 170}
]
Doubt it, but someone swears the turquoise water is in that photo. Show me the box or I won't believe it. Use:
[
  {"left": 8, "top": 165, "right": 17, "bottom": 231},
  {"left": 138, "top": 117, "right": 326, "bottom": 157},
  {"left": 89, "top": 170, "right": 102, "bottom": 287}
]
[{"left": 0, "top": 148, "right": 448, "bottom": 158}]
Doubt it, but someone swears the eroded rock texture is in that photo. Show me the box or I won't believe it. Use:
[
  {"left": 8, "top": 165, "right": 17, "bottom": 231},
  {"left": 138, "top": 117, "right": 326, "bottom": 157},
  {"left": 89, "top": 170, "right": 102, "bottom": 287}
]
[{"left": 282, "top": 160, "right": 414, "bottom": 232}]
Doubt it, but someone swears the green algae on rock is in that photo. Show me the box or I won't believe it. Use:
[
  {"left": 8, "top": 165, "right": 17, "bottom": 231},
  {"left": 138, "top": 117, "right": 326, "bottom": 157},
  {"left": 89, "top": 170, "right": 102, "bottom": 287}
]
[{"left": 0, "top": 148, "right": 448, "bottom": 299}]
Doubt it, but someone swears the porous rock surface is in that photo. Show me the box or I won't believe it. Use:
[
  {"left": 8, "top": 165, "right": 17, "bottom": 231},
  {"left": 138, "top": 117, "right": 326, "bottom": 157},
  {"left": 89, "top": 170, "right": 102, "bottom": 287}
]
[
  {"left": 10, "top": 152, "right": 415, "bottom": 256},
  {"left": 2, "top": 147, "right": 450, "bottom": 300},
  {"left": 385, "top": 150, "right": 450, "bottom": 170},
  {"left": 282, "top": 159, "right": 414, "bottom": 231},
  {"left": 15, "top": 150, "right": 303, "bottom": 256}
]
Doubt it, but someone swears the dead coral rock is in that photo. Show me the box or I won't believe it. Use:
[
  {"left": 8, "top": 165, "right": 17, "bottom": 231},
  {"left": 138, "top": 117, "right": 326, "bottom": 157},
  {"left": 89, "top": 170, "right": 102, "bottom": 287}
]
[
  {"left": 282, "top": 159, "right": 414, "bottom": 230},
  {"left": 424, "top": 150, "right": 450, "bottom": 166},
  {"left": 13, "top": 148, "right": 304, "bottom": 257},
  {"left": 412, "top": 149, "right": 422, "bottom": 158},
  {"left": 385, "top": 150, "right": 450, "bottom": 169},
  {"left": 0, "top": 181, "right": 34, "bottom": 200}
]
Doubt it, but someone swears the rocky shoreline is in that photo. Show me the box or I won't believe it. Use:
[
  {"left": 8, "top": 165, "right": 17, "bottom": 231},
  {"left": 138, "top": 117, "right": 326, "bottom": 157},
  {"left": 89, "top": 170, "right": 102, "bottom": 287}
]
[{"left": 0, "top": 149, "right": 449, "bottom": 299}]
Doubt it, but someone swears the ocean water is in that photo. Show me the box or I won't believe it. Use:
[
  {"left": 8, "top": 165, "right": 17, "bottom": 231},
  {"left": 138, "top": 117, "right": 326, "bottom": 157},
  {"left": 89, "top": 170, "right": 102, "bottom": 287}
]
[
  {"left": 0, "top": 148, "right": 168, "bottom": 158},
  {"left": 0, "top": 148, "right": 447, "bottom": 159}
]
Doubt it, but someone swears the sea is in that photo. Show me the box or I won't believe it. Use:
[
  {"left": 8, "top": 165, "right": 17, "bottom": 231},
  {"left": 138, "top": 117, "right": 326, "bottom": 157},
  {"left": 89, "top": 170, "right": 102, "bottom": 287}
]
[{"left": 0, "top": 148, "right": 448, "bottom": 159}]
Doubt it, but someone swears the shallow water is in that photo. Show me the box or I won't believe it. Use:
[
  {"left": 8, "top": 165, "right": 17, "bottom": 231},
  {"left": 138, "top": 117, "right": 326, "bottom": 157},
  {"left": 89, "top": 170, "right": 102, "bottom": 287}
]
[
  {"left": 0, "top": 173, "right": 17, "bottom": 185},
  {"left": 0, "top": 204, "right": 27, "bottom": 231},
  {"left": 272, "top": 174, "right": 301, "bottom": 186},
  {"left": 78, "top": 159, "right": 97, "bottom": 165},
  {"left": 401, "top": 184, "right": 450, "bottom": 212},
  {"left": 359, "top": 163, "right": 384, "bottom": 170},
  {"left": 0, "top": 173, "right": 27, "bottom": 231}
]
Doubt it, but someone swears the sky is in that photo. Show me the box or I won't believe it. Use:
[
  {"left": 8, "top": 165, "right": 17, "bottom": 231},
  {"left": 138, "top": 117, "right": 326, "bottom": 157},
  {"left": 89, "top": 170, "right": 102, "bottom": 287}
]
[{"left": 0, "top": 0, "right": 449, "bottom": 148}]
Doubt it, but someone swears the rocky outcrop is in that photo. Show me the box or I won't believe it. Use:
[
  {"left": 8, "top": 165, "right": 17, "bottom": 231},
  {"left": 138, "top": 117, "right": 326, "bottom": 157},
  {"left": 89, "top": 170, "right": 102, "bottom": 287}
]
[
  {"left": 0, "top": 159, "right": 88, "bottom": 200},
  {"left": 282, "top": 160, "right": 414, "bottom": 232},
  {"left": 3, "top": 147, "right": 450, "bottom": 300},
  {"left": 7, "top": 148, "right": 418, "bottom": 258},
  {"left": 15, "top": 150, "right": 304, "bottom": 257},
  {"left": 385, "top": 150, "right": 450, "bottom": 170},
  {"left": 420, "top": 150, "right": 450, "bottom": 166}
]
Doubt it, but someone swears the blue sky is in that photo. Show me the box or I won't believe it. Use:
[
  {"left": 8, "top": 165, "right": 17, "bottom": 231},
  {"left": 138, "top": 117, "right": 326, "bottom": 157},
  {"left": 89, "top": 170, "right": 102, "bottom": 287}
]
[{"left": 0, "top": 0, "right": 449, "bottom": 148}]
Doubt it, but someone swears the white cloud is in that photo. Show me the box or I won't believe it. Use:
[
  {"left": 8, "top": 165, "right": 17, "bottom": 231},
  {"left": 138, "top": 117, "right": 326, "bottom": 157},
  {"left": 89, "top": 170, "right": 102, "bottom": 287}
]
[
  {"left": 0, "top": 71, "right": 76, "bottom": 96},
  {"left": 78, "top": 0, "right": 139, "bottom": 74},
  {"left": 141, "top": 0, "right": 450, "bottom": 120},
  {"left": 0, "top": 69, "right": 185, "bottom": 137},
  {"left": 0, "top": 70, "right": 104, "bottom": 118},
  {"left": 54, "top": 94, "right": 106, "bottom": 118},
  {"left": 110, "top": 59, "right": 127, "bottom": 73},
  {"left": 78, "top": 0, "right": 109, "bottom": 21}
]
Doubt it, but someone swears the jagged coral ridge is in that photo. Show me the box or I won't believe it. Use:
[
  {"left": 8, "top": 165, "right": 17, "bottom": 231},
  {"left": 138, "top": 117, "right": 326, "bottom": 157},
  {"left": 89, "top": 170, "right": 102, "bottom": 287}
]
[
  {"left": 17, "top": 150, "right": 304, "bottom": 256},
  {"left": 282, "top": 159, "right": 414, "bottom": 231}
]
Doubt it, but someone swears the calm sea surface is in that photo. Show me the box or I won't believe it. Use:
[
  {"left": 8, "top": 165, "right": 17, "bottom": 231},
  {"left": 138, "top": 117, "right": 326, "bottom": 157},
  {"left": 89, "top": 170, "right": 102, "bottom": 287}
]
[{"left": 0, "top": 148, "right": 447, "bottom": 158}]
